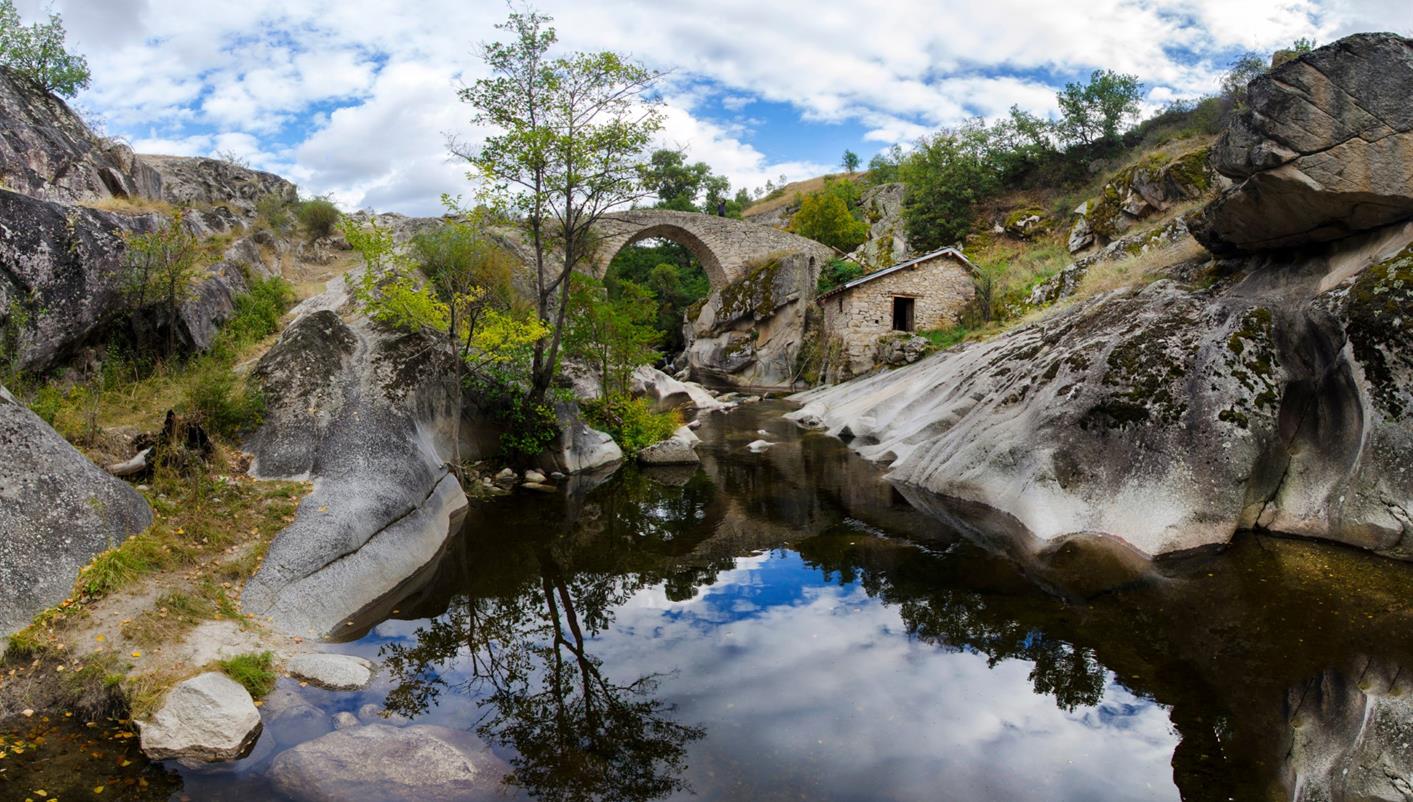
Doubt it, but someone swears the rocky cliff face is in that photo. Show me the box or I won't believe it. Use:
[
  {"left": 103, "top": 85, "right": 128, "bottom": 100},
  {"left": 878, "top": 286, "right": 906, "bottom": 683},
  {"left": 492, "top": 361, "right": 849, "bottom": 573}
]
[
  {"left": 0, "top": 67, "right": 161, "bottom": 202},
  {"left": 0, "top": 384, "right": 151, "bottom": 634},
  {"left": 139, "top": 154, "right": 297, "bottom": 215},
  {"left": 790, "top": 33, "right": 1413, "bottom": 564},
  {"left": 683, "top": 252, "right": 818, "bottom": 390}
]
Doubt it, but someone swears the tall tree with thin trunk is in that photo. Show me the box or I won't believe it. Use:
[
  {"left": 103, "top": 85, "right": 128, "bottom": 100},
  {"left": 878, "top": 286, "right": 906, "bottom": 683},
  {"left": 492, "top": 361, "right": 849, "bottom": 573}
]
[{"left": 455, "top": 10, "right": 663, "bottom": 402}]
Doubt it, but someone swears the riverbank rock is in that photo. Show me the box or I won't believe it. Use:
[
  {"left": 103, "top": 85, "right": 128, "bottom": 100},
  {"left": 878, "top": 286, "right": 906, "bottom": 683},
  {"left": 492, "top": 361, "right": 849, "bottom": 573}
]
[
  {"left": 138, "top": 673, "right": 262, "bottom": 763},
  {"left": 286, "top": 654, "right": 375, "bottom": 690},
  {"left": 268, "top": 724, "right": 506, "bottom": 802},
  {"left": 638, "top": 426, "right": 701, "bottom": 465},
  {"left": 0, "top": 385, "right": 152, "bottom": 635},
  {"left": 789, "top": 218, "right": 1413, "bottom": 561},
  {"left": 244, "top": 299, "right": 471, "bottom": 638},
  {"left": 1194, "top": 33, "right": 1413, "bottom": 255},
  {"left": 629, "top": 365, "right": 725, "bottom": 414},
  {"left": 684, "top": 251, "right": 821, "bottom": 390},
  {"left": 540, "top": 400, "right": 623, "bottom": 475}
]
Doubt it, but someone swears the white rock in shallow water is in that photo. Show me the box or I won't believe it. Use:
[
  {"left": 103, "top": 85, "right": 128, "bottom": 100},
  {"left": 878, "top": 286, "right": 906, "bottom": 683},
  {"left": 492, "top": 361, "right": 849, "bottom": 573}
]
[
  {"left": 523, "top": 469, "right": 547, "bottom": 484},
  {"left": 268, "top": 724, "right": 507, "bottom": 802},
  {"left": 286, "top": 653, "right": 374, "bottom": 690},
  {"left": 138, "top": 672, "right": 262, "bottom": 762},
  {"left": 747, "top": 439, "right": 774, "bottom": 453},
  {"left": 332, "top": 711, "right": 360, "bottom": 730},
  {"left": 638, "top": 431, "right": 700, "bottom": 465}
]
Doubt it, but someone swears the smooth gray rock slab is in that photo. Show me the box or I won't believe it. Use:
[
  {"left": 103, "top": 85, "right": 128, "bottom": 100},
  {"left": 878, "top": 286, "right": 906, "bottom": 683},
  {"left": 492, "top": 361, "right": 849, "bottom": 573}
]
[
  {"left": 0, "top": 385, "right": 151, "bottom": 635},
  {"left": 286, "top": 653, "right": 374, "bottom": 690},
  {"left": 268, "top": 724, "right": 507, "bottom": 802},
  {"left": 638, "top": 429, "right": 701, "bottom": 465},
  {"left": 138, "top": 673, "right": 262, "bottom": 763}
]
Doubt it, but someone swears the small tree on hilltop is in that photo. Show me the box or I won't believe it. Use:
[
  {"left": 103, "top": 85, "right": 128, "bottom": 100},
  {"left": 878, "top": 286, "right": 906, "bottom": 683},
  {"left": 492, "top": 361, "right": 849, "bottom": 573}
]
[
  {"left": 1055, "top": 69, "right": 1143, "bottom": 147},
  {"left": 0, "top": 0, "right": 90, "bottom": 98},
  {"left": 790, "top": 189, "right": 867, "bottom": 253},
  {"left": 456, "top": 9, "right": 664, "bottom": 404},
  {"left": 296, "top": 197, "right": 341, "bottom": 242},
  {"left": 841, "top": 149, "right": 860, "bottom": 174}
]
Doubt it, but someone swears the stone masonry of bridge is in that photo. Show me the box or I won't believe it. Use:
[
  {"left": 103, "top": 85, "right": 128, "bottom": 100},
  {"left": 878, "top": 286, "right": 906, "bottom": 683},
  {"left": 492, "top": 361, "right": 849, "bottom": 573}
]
[{"left": 591, "top": 209, "right": 838, "bottom": 290}]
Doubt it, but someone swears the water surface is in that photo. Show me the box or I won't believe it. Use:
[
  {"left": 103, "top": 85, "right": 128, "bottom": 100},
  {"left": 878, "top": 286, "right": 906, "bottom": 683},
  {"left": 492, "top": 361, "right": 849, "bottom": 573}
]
[{"left": 9, "top": 401, "right": 1413, "bottom": 801}]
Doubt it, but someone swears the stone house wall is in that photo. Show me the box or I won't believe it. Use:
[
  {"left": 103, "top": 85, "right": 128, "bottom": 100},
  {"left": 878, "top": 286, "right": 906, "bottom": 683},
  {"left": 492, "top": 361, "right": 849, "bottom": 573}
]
[{"left": 820, "top": 252, "right": 977, "bottom": 378}]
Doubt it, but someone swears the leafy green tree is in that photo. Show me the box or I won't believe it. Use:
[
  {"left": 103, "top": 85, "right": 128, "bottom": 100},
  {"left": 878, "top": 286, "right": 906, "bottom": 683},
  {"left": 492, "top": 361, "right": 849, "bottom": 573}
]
[
  {"left": 564, "top": 275, "right": 660, "bottom": 399},
  {"left": 1055, "top": 69, "right": 1143, "bottom": 146},
  {"left": 789, "top": 188, "right": 868, "bottom": 252},
  {"left": 121, "top": 211, "right": 201, "bottom": 353},
  {"left": 1221, "top": 53, "right": 1268, "bottom": 107},
  {"left": 865, "top": 145, "right": 904, "bottom": 185},
  {"left": 898, "top": 122, "right": 999, "bottom": 251},
  {"left": 458, "top": 9, "right": 664, "bottom": 403},
  {"left": 841, "top": 149, "right": 860, "bottom": 174},
  {"left": 0, "top": 0, "right": 89, "bottom": 97},
  {"left": 639, "top": 149, "right": 710, "bottom": 211}
]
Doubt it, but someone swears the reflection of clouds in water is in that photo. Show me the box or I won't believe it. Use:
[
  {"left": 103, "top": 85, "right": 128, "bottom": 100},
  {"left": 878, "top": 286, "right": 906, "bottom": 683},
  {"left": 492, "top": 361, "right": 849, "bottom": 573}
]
[{"left": 596, "top": 552, "right": 1180, "bottom": 802}]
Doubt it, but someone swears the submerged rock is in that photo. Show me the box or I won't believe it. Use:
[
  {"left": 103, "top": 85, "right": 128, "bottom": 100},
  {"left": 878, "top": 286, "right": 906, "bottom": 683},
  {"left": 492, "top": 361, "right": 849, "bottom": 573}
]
[
  {"left": 268, "top": 723, "right": 506, "bottom": 802},
  {"left": 0, "top": 385, "right": 151, "bottom": 635},
  {"left": 138, "top": 673, "right": 262, "bottom": 763},
  {"left": 285, "top": 653, "right": 375, "bottom": 691}
]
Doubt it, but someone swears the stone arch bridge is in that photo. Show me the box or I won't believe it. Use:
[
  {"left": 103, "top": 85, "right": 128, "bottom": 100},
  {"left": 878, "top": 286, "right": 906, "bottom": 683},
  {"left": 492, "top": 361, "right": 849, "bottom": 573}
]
[{"left": 590, "top": 209, "right": 837, "bottom": 290}]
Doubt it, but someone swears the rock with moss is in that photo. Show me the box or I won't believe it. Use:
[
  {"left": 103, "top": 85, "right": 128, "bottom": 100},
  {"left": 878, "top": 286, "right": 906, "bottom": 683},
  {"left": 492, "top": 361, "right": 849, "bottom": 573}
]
[
  {"left": 789, "top": 220, "right": 1413, "bottom": 562},
  {"left": 684, "top": 252, "right": 817, "bottom": 390},
  {"left": 1068, "top": 147, "right": 1214, "bottom": 254},
  {"left": 1194, "top": 33, "right": 1413, "bottom": 255},
  {"left": 0, "top": 384, "right": 152, "bottom": 635},
  {"left": 0, "top": 66, "right": 162, "bottom": 202}
]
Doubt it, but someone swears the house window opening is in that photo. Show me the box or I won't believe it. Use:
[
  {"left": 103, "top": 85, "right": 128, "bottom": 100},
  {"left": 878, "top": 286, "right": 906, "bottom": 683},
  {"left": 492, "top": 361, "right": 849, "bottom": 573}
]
[{"left": 892, "top": 296, "right": 915, "bottom": 332}]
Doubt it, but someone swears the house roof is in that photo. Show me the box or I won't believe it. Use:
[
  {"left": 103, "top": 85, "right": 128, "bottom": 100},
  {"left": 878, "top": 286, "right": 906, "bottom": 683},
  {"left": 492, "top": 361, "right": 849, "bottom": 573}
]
[{"left": 816, "top": 247, "right": 978, "bottom": 302}]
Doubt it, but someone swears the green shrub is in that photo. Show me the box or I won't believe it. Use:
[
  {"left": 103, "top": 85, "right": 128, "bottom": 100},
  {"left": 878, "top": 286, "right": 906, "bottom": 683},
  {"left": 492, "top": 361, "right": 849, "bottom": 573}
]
[
  {"left": 920, "top": 325, "right": 970, "bottom": 349},
  {"left": 297, "top": 197, "right": 341, "bottom": 241},
  {"left": 582, "top": 394, "right": 679, "bottom": 456},
  {"left": 215, "top": 276, "right": 294, "bottom": 354},
  {"left": 217, "top": 651, "right": 276, "bottom": 698},
  {"left": 182, "top": 358, "right": 264, "bottom": 439},
  {"left": 816, "top": 259, "right": 866, "bottom": 293},
  {"left": 255, "top": 193, "right": 294, "bottom": 236}
]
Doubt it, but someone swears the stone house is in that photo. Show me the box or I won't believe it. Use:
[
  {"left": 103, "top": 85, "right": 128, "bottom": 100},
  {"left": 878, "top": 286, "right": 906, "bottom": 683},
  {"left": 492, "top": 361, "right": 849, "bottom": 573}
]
[{"left": 817, "top": 247, "right": 978, "bottom": 378}]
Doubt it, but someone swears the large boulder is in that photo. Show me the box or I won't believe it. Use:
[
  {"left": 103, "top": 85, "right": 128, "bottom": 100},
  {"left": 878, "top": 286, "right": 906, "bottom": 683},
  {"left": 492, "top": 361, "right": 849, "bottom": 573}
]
[
  {"left": 268, "top": 723, "right": 506, "bottom": 802},
  {"left": 137, "top": 672, "right": 262, "bottom": 763},
  {"left": 847, "top": 182, "right": 909, "bottom": 268},
  {"left": 789, "top": 221, "right": 1413, "bottom": 561},
  {"left": 638, "top": 425, "right": 701, "bottom": 466},
  {"left": 1068, "top": 147, "right": 1214, "bottom": 254},
  {"left": 285, "top": 653, "right": 374, "bottom": 691},
  {"left": 0, "top": 385, "right": 152, "bottom": 634},
  {"left": 540, "top": 400, "right": 623, "bottom": 475},
  {"left": 243, "top": 298, "right": 471, "bottom": 638},
  {"left": 1194, "top": 33, "right": 1413, "bottom": 254},
  {"left": 629, "top": 365, "right": 724, "bottom": 414},
  {"left": 0, "top": 66, "right": 161, "bottom": 202}
]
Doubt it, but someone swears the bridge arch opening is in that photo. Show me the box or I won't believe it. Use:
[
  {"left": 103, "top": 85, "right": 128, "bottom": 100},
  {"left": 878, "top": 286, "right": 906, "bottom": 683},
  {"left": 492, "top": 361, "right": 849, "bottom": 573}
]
[{"left": 595, "top": 223, "right": 731, "bottom": 292}]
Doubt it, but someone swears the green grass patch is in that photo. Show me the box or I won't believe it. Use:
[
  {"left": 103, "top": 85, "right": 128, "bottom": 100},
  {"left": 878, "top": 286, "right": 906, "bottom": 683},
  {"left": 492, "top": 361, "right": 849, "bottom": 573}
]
[
  {"left": 919, "top": 326, "right": 971, "bottom": 350},
  {"left": 217, "top": 651, "right": 276, "bottom": 699}
]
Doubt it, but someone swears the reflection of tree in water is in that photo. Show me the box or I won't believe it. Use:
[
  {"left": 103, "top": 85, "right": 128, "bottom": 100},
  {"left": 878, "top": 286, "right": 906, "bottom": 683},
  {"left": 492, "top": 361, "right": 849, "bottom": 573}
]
[{"left": 381, "top": 511, "right": 706, "bottom": 802}]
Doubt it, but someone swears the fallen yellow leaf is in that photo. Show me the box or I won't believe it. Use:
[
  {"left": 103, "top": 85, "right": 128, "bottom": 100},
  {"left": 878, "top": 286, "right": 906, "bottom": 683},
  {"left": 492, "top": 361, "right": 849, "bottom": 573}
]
[{"left": 130, "top": 651, "right": 141, "bottom": 658}]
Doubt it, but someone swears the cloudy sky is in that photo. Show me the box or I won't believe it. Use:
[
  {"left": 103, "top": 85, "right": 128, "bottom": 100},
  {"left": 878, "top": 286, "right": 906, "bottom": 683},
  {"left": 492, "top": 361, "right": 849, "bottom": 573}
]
[{"left": 22, "top": 0, "right": 1412, "bottom": 215}]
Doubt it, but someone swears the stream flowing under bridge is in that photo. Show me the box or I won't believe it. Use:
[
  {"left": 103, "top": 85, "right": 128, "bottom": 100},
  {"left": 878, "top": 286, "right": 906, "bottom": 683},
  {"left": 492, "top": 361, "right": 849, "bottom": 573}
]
[{"left": 590, "top": 209, "right": 837, "bottom": 291}]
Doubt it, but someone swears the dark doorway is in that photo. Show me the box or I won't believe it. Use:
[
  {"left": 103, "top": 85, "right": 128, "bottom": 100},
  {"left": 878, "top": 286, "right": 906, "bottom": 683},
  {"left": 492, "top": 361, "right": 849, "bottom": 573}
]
[{"left": 892, "top": 296, "right": 915, "bottom": 332}]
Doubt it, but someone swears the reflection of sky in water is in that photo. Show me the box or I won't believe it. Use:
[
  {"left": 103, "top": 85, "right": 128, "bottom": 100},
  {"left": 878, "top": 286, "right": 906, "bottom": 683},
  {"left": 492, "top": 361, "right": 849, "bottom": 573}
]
[{"left": 343, "top": 549, "right": 1180, "bottom": 802}]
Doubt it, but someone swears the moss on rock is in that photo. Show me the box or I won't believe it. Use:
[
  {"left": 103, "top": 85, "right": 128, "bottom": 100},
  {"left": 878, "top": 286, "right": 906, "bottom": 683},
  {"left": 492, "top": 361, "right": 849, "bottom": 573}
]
[{"left": 1346, "top": 245, "right": 1413, "bottom": 419}]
